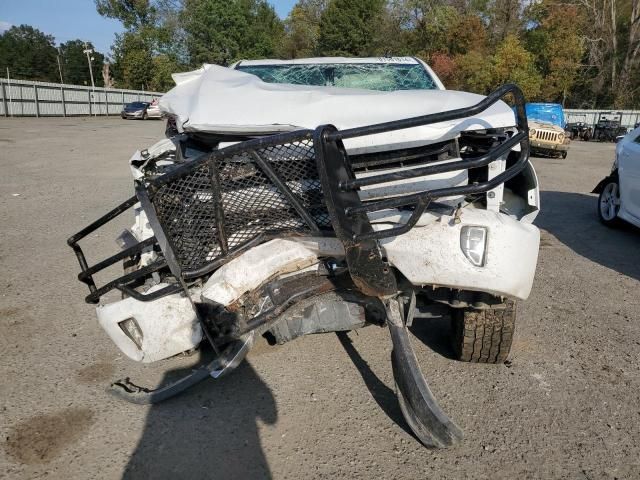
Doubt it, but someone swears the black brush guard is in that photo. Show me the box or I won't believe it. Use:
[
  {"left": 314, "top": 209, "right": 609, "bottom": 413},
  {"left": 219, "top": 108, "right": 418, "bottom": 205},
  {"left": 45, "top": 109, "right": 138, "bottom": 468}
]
[{"left": 68, "top": 84, "right": 529, "bottom": 447}]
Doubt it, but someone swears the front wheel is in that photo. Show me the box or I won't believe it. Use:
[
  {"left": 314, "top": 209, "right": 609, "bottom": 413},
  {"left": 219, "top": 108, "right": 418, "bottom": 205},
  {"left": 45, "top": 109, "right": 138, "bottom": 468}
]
[
  {"left": 451, "top": 301, "right": 516, "bottom": 363},
  {"left": 598, "top": 179, "right": 622, "bottom": 227},
  {"left": 561, "top": 151, "right": 568, "bottom": 159}
]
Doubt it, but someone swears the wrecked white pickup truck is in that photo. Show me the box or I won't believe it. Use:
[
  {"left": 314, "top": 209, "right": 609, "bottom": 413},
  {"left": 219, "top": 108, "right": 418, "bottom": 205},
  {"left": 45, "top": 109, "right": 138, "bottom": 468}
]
[{"left": 69, "top": 57, "right": 540, "bottom": 448}]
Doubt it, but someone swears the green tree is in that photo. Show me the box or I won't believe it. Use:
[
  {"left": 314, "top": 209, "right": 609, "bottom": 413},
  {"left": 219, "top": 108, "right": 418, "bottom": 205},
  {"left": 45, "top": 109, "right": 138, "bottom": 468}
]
[
  {"left": 317, "top": 0, "right": 385, "bottom": 56},
  {"left": 0, "top": 25, "right": 58, "bottom": 81},
  {"left": 279, "top": 0, "right": 327, "bottom": 58},
  {"left": 485, "top": 0, "right": 523, "bottom": 45},
  {"left": 95, "top": 0, "right": 157, "bottom": 30},
  {"left": 182, "top": 0, "right": 248, "bottom": 65},
  {"left": 96, "top": 0, "right": 188, "bottom": 90},
  {"left": 182, "top": 0, "right": 283, "bottom": 65},
  {"left": 452, "top": 50, "right": 495, "bottom": 93},
  {"left": 150, "top": 53, "right": 179, "bottom": 90},
  {"left": 241, "top": 0, "right": 285, "bottom": 59},
  {"left": 398, "top": 1, "right": 460, "bottom": 56},
  {"left": 524, "top": 0, "right": 584, "bottom": 104},
  {"left": 491, "top": 34, "right": 542, "bottom": 100},
  {"left": 110, "top": 31, "right": 154, "bottom": 89},
  {"left": 59, "top": 40, "right": 105, "bottom": 86},
  {"left": 446, "top": 14, "right": 488, "bottom": 55}
]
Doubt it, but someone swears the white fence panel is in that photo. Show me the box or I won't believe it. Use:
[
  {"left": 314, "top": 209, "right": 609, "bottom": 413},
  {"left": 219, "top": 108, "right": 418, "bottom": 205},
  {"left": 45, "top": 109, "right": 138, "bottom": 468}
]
[
  {"left": 565, "top": 109, "right": 640, "bottom": 129},
  {"left": 0, "top": 78, "right": 163, "bottom": 117}
]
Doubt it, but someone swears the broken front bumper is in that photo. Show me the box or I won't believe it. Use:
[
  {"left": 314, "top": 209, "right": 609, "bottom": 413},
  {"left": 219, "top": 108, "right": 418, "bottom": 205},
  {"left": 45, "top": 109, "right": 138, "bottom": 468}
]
[
  {"left": 530, "top": 139, "right": 569, "bottom": 152},
  {"left": 378, "top": 208, "right": 539, "bottom": 300},
  {"left": 95, "top": 205, "right": 539, "bottom": 364},
  {"left": 122, "top": 111, "right": 145, "bottom": 119}
]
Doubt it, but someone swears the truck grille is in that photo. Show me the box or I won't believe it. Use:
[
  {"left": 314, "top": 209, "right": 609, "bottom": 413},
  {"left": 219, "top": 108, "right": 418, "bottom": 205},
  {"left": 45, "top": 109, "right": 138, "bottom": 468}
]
[{"left": 534, "top": 129, "right": 559, "bottom": 142}]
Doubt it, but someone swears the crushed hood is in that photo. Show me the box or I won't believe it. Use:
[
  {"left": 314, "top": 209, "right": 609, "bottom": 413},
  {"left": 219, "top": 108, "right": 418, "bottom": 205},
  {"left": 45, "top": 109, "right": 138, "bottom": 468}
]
[{"left": 159, "top": 64, "right": 518, "bottom": 153}]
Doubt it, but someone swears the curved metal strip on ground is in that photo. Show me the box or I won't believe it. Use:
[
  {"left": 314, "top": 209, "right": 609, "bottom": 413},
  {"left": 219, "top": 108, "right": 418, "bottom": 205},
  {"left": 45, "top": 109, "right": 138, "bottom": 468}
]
[{"left": 386, "top": 299, "right": 464, "bottom": 448}]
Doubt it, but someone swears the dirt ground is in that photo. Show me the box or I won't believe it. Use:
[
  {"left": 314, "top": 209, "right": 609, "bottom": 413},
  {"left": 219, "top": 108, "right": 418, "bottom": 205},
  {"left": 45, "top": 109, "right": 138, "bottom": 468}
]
[{"left": 1, "top": 117, "right": 639, "bottom": 480}]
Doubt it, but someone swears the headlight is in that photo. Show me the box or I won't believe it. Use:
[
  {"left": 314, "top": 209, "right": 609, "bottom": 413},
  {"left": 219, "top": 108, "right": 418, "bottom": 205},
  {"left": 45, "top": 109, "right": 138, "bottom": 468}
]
[
  {"left": 460, "top": 226, "right": 487, "bottom": 267},
  {"left": 119, "top": 317, "right": 143, "bottom": 349},
  {"left": 557, "top": 132, "right": 565, "bottom": 141},
  {"left": 530, "top": 128, "right": 537, "bottom": 137}
]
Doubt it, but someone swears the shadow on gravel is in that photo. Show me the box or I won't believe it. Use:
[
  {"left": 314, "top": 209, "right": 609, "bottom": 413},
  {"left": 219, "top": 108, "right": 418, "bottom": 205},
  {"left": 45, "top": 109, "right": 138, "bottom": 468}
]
[
  {"left": 336, "top": 332, "right": 417, "bottom": 440},
  {"left": 122, "top": 362, "right": 276, "bottom": 479},
  {"left": 408, "top": 317, "right": 457, "bottom": 361},
  {"left": 536, "top": 191, "right": 640, "bottom": 281}
]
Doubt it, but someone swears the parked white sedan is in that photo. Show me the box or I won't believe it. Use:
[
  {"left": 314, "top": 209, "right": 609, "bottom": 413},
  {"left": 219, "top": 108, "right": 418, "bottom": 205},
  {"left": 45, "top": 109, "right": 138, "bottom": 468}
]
[
  {"left": 146, "top": 100, "right": 162, "bottom": 119},
  {"left": 594, "top": 125, "right": 640, "bottom": 228}
]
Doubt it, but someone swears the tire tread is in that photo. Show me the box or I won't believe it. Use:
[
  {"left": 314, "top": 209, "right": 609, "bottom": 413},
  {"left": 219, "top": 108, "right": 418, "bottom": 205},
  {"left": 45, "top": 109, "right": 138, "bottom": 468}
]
[{"left": 452, "top": 301, "right": 516, "bottom": 364}]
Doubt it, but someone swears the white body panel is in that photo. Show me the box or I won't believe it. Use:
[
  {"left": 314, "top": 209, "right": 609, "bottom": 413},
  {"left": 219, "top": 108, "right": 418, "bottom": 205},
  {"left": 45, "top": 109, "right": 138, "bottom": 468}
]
[
  {"left": 617, "top": 126, "right": 640, "bottom": 227},
  {"left": 198, "top": 210, "right": 539, "bottom": 307},
  {"left": 146, "top": 103, "right": 162, "bottom": 118},
  {"left": 357, "top": 158, "right": 469, "bottom": 205},
  {"left": 377, "top": 210, "right": 540, "bottom": 300},
  {"left": 201, "top": 238, "right": 344, "bottom": 306},
  {"left": 96, "top": 284, "right": 202, "bottom": 363}
]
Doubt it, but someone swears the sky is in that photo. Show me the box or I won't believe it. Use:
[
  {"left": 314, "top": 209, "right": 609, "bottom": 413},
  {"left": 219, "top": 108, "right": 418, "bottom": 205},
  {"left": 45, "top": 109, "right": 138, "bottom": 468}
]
[{"left": 0, "top": 0, "right": 298, "bottom": 56}]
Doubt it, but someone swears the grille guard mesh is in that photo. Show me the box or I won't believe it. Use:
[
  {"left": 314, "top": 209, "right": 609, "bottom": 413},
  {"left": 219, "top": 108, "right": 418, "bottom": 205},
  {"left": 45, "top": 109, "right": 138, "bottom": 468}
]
[{"left": 150, "top": 134, "right": 331, "bottom": 275}]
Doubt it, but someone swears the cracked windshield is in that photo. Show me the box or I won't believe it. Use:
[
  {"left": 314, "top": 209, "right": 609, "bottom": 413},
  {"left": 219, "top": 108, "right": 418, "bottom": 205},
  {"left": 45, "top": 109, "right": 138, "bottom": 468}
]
[{"left": 236, "top": 63, "right": 437, "bottom": 91}]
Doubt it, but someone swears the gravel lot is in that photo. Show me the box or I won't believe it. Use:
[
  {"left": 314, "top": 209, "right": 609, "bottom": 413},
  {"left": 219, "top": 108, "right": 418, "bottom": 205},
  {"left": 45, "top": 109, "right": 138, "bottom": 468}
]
[{"left": 1, "top": 117, "right": 639, "bottom": 480}]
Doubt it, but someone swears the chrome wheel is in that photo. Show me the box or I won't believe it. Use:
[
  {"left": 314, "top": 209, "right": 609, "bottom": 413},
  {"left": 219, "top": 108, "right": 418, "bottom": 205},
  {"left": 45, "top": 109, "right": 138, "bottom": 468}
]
[{"left": 599, "top": 181, "right": 621, "bottom": 222}]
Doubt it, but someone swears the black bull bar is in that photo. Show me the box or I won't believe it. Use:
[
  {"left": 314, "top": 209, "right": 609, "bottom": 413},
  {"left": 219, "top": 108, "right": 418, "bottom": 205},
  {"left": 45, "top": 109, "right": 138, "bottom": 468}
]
[{"left": 68, "top": 83, "right": 529, "bottom": 304}]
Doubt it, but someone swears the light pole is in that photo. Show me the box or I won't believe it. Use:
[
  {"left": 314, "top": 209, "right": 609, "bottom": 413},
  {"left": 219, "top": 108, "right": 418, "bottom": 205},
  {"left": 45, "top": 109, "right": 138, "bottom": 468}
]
[
  {"left": 83, "top": 43, "right": 96, "bottom": 115},
  {"left": 57, "top": 47, "right": 66, "bottom": 116},
  {"left": 57, "top": 47, "right": 64, "bottom": 84},
  {"left": 83, "top": 43, "right": 95, "bottom": 89}
]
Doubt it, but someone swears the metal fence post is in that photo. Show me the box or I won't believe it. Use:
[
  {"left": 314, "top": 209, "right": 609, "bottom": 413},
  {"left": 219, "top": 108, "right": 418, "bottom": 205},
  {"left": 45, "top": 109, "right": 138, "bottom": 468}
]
[
  {"left": 105, "top": 90, "right": 109, "bottom": 117},
  {"left": 6, "top": 75, "right": 13, "bottom": 117},
  {"left": 122, "top": 91, "right": 125, "bottom": 111},
  {"left": 34, "top": 85, "right": 40, "bottom": 117},
  {"left": 61, "top": 86, "right": 66, "bottom": 117},
  {"left": 88, "top": 90, "right": 92, "bottom": 116},
  {"left": 1, "top": 81, "right": 7, "bottom": 117}
]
